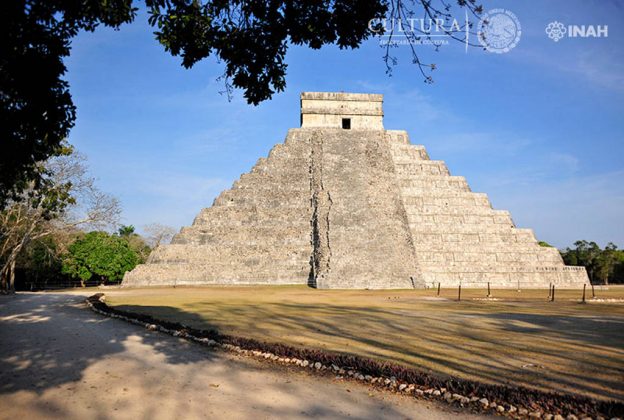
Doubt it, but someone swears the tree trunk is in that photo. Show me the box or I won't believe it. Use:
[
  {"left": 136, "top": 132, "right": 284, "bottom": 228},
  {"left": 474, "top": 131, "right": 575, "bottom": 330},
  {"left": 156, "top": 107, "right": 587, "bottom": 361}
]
[
  {"left": 0, "top": 271, "right": 6, "bottom": 294},
  {"left": 0, "top": 229, "right": 33, "bottom": 293},
  {"left": 9, "top": 259, "right": 16, "bottom": 292}
]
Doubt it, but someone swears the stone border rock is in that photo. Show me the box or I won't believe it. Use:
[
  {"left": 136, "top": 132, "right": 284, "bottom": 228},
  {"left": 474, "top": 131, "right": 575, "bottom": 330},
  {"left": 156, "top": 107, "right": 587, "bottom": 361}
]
[{"left": 86, "top": 293, "right": 622, "bottom": 420}]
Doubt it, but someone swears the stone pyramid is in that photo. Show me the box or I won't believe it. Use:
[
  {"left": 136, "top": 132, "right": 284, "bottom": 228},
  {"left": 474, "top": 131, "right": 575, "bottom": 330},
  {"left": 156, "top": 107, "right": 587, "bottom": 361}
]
[{"left": 123, "top": 92, "right": 588, "bottom": 289}]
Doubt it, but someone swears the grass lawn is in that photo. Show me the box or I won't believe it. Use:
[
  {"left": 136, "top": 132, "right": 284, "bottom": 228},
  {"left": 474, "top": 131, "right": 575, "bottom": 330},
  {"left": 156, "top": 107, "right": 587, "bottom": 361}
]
[{"left": 105, "top": 285, "right": 624, "bottom": 402}]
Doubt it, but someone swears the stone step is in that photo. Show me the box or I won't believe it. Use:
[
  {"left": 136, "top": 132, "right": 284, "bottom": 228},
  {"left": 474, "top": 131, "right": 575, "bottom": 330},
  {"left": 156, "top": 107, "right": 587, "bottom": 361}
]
[
  {"left": 409, "top": 226, "right": 523, "bottom": 236},
  {"left": 406, "top": 210, "right": 513, "bottom": 225},
  {"left": 420, "top": 266, "right": 588, "bottom": 287},
  {"left": 284, "top": 128, "right": 317, "bottom": 143},
  {"left": 174, "top": 234, "right": 310, "bottom": 247},
  {"left": 213, "top": 192, "right": 307, "bottom": 208},
  {"left": 408, "top": 219, "right": 523, "bottom": 229},
  {"left": 420, "top": 261, "right": 578, "bottom": 274},
  {"left": 196, "top": 205, "right": 311, "bottom": 221},
  {"left": 125, "top": 264, "right": 310, "bottom": 286},
  {"left": 397, "top": 176, "right": 469, "bottom": 190},
  {"left": 402, "top": 193, "right": 492, "bottom": 209},
  {"left": 401, "top": 191, "right": 486, "bottom": 199},
  {"left": 182, "top": 222, "right": 310, "bottom": 234},
  {"left": 150, "top": 244, "right": 310, "bottom": 264},
  {"left": 237, "top": 170, "right": 310, "bottom": 186},
  {"left": 188, "top": 218, "right": 310, "bottom": 232},
  {"left": 413, "top": 246, "right": 550, "bottom": 258},
  {"left": 415, "top": 250, "right": 562, "bottom": 264},
  {"left": 394, "top": 161, "right": 450, "bottom": 176},
  {"left": 384, "top": 130, "right": 411, "bottom": 145},
  {"left": 245, "top": 166, "right": 310, "bottom": 180},
  {"left": 231, "top": 184, "right": 309, "bottom": 193},
  {"left": 192, "top": 217, "right": 309, "bottom": 230},
  {"left": 409, "top": 221, "right": 531, "bottom": 234},
  {"left": 400, "top": 186, "right": 471, "bottom": 195},
  {"left": 147, "top": 258, "right": 310, "bottom": 270},
  {"left": 404, "top": 205, "right": 509, "bottom": 217},
  {"left": 412, "top": 233, "right": 542, "bottom": 248},
  {"left": 390, "top": 145, "right": 430, "bottom": 161}
]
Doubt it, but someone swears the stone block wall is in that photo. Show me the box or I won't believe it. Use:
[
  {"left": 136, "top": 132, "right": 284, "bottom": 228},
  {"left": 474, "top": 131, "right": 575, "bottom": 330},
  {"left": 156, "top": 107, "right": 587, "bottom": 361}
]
[
  {"left": 300, "top": 92, "right": 384, "bottom": 130},
  {"left": 123, "top": 129, "right": 314, "bottom": 287},
  {"left": 386, "top": 130, "right": 588, "bottom": 288}
]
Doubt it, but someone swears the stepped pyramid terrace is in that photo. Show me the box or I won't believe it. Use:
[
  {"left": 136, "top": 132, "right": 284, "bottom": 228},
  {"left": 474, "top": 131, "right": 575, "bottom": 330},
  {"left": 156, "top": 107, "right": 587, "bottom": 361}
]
[{"left": 123, "top": 92, "right": 588, "bottom": 289}]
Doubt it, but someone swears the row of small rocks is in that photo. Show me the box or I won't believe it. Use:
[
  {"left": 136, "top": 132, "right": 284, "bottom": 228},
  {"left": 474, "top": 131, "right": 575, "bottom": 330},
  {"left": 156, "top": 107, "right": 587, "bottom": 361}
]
[{"left": 86, "top": 296, "right": 618, "bottom": 420}]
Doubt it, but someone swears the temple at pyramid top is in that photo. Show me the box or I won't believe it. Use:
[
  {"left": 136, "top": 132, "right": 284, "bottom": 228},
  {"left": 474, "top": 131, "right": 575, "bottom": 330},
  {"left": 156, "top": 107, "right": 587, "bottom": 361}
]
[{"left": 300, "top": 92, "right": 384, "bottom": 129}]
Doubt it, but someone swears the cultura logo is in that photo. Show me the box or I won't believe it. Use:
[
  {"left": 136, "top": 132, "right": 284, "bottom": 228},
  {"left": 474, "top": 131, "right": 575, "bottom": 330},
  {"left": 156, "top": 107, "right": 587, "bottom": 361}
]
[{"left": 546, "top": 21, "right": 566, "bottom": 42}]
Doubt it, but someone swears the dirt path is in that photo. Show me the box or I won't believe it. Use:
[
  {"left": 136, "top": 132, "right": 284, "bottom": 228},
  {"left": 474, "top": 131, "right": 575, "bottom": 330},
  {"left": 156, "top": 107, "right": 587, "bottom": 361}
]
[{"left": 0, "top": 292, "right": 485, "bottom": 420}]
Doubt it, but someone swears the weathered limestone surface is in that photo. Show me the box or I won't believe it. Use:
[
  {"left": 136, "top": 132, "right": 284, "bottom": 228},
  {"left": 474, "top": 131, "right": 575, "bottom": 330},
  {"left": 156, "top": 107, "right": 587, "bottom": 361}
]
[
  {"left": 123, "top": 92, "right": 588, "bottom": 289},
  {"left": 124, "top": 129, "right": 314, "bottom": 287},
  {"left": 309, "top": 130, "right": 419, "bottom": 289},
  {"left": 385, "top": 130, "right": 588, "bottom": 288}
]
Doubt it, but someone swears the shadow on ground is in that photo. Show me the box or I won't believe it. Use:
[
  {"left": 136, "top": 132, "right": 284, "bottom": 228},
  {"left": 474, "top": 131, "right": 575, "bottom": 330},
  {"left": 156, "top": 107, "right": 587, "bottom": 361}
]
[
  {"left": 110, "top": 298, "right": 624, "bottom": 402},
  {"left": 0, "top": 293, "right": 215, "bottom": 395},
  {"left": 1, "top": 293, "right": 448, "bottom": 420}
]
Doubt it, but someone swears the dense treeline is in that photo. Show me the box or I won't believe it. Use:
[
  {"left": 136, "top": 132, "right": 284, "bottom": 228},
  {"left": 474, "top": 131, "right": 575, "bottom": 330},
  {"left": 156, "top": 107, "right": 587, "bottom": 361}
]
[
  {"left": 9, "top": 223, "right": 176, "bottom": 291},
  {"left": 0, "top": 147, "right": 175, "bottom": 292},
  {"left": 560, "top": 241, "right": 624, "bottom": 285},
  {"left": 13, "top": 225, "right": 150, "bottom": 291}
]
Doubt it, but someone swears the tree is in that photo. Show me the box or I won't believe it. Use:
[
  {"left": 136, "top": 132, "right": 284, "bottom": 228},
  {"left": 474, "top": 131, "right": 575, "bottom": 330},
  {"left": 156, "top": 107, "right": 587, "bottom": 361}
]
[
  {"left": 2, "top": 0, "right": 482, "bottom": 206},
  {"left": 62, "top": 231, "right": 138, "bottom": 285},
  {"left": 595, "top": 243, "right": 619, "bottom": 285},
  {"left": 143, "top": 223, "right": 177, "bottom": 248},
  {"left": 0, "top": 0, "right": 136, "bottom": 209},
  {"left": 118, "top": 225, "right": 136, "bottom": 237},
  {"left": 560, "top": 241, "right": 624, "bottom": 285},
  {"left": 0, "top": 148, "right": 120, "bottom": 293},
  {"left": 117, "top": 225, "right": 151, "bottom": 263},
  {"left": 14, "top": 230, "right": 81, "bottom": 290},
  {"left": 613, "top": 253, "right": 624, "bottom": 284}
]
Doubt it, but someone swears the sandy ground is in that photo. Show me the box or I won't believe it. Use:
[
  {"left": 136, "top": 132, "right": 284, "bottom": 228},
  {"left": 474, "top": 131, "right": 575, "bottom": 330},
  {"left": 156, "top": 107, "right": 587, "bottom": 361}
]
[
  {"left": 104, "top": 285, "right": 624, "bottom": 401},
  {"left": 0, "top": 292, "right": 486, "bottom": 420}
]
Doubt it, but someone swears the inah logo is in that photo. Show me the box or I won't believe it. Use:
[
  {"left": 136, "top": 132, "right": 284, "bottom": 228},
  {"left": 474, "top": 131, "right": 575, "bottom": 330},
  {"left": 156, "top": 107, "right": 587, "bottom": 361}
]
[
  {"left": 545, "top": 21, "right": 566, "bottom": 42},
  {"left": 478, "top": 9, "right": 522, "bottom": 54},
  {"left": 545, "top": 21, "right": 608, "bottom": 42}
]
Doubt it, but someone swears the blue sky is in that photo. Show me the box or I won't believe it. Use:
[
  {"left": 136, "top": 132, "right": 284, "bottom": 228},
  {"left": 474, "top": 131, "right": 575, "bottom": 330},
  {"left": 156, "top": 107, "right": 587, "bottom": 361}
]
[{"left": 65, "top": 0, "right": 623, "bottom": 249}]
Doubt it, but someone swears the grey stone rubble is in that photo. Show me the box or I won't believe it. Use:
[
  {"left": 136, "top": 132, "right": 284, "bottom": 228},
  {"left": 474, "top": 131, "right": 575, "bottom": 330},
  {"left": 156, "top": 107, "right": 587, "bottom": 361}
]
[
  {"left": 123, "top": 92, "right": 588, "bottom": 289},
  {"left": 85, "top": 295, "right": 605, "bottom": 419}
]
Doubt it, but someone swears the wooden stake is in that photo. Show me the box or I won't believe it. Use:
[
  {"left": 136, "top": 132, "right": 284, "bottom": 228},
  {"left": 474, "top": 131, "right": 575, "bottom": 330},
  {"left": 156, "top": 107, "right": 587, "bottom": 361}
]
[
  {"left": 582, "top": 284, "right": 586, "bottom": 304},
  {"left": 591, "top": 283, "right": 595, "bottom": 299},
  {"left": 551, "top": 285, "right": 555, "bottom": 302},
  {"left": 437, "top": 282, "right": 441, "bottom": 296},
  {"left": 458, "top": 284, "right": 461, "bottom": 302},
  {"left": 487, "top": 282, "right": 491, "bottom": 298}
]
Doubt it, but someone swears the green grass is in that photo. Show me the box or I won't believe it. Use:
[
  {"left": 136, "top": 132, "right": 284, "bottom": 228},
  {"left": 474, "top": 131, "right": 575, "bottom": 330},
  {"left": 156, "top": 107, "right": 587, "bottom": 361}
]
[{"left": 105, "top": 285, "right": 624, "bottom": 402}]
